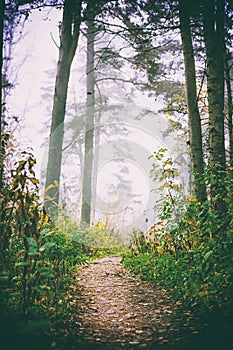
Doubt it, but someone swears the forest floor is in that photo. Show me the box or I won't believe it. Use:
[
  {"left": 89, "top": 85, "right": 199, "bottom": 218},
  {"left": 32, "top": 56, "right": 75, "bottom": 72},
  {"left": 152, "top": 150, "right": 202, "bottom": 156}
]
[
  {"left": 60, "top": 255, "right": 232, "bottom": 350},
  {"left": 2, "top": 255, "right": 233, "bottom": 350}
]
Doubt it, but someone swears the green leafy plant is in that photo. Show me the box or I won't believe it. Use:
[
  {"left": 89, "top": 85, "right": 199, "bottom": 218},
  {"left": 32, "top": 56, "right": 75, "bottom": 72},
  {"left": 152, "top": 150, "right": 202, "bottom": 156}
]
[
  {"left": 123, "top": 154, "right": 233, "bottom": 315},
  {"left": 0, "top": 152, "right": 84, "bottom": 323}
]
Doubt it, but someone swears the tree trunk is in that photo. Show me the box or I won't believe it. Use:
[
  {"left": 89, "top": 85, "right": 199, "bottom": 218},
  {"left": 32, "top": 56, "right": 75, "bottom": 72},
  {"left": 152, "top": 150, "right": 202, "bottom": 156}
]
[
  {"left": 81, "top": 12, "right": 95, "bottom": 226},
  {"left": 178, "top": 0, "right": 207, "bottom": 203},
  {"left": 0, "top": 0, "right": 5, "bottom": 189},
  {"left": 203, "top": 0, "right": 226, "bottom": 215},
  {"left": 45, "top": 0, "right": 82, "bottom": 217},
  {"left": 225, "top": 49, "right": 233, "bottom": 169},
  {"left": 91, "top": 102, "right": 102, "bottom": 225}
]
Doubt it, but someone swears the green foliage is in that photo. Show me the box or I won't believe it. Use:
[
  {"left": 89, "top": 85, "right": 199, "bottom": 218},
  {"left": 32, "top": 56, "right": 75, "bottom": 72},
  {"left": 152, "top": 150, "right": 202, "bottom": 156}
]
[
  {"left": 165, "top": 93, "right": 187, "bottom": 117},
  {"left": 149, "top": 148, "right": 187, "bottom": 231},
  {"left": 128, "top": 228, "right": 152, "bottom": 255},
  {"left": 123, "top": 155, "right": 233, "bottom": 315},
  {"left": 56, "top": 214, "right": 126, "bottom": 257},
  {"left": 0, "top": 150, "right": 126, "bottom": 343},
  {"left": 0, "top": 149, "right": 126, "bottom": 333},
  {"left": 123, "top": 228, "right": 233, "bottom": 313}
]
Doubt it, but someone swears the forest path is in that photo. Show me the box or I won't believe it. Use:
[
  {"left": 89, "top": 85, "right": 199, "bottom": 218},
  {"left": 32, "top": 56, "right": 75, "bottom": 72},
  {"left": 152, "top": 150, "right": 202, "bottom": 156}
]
[{"left": 67, "top": 255, "right": 195, "bottom": 349}]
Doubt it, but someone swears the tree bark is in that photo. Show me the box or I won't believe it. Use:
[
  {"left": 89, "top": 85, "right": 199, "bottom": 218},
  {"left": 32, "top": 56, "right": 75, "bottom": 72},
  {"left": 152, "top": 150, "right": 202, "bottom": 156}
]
[
  {"left": 45, "top": 0, "right": 82, "bottom": 217},
  {"left": 203, "top": 0, "right": 226, "bottom": 214},
  {"left": 91, "top": 86, "right": 102, "bottom": 225},
  {"left": 0, "top": 0, "right": 5, "bottom": 189},
  {"left": 225, "top": 49, "right": 233, "bottom": 169},
  {"left": 179, "top": 0, "right": 207, "bottom": 203},
  {"left": 81, "top": 11, "right": 95, "bottom": 226}
]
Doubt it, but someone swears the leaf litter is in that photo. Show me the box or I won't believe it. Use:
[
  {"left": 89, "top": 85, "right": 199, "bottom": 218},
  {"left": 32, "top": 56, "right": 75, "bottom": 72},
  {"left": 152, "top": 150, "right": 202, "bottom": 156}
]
[{"left": 65, "top": 256, "right": 197, "bottom": 349}]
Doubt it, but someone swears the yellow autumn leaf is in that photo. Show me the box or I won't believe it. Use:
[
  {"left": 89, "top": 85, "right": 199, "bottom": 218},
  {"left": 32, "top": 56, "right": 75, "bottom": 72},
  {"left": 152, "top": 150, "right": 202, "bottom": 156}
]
[
  {"left": 157, "top": 245, "right": 164, "bottom": 254},
  {"left": 45, "top": 184, "right": 55, "bottom": 192},
  {"left": 198, "top": 290, "right": 208, "bottom": 297},
  {"left": 96, "top": 221, "right": 106, "bottom": 229},
  {"left": 189, "top": 195, "right": 196, "bottom": 202},
  {"left": 45, "top": 214, "right": 50, "bottom": 224},
  {"left": 29, "top": 177, "right": 39, "bottom": 185}
]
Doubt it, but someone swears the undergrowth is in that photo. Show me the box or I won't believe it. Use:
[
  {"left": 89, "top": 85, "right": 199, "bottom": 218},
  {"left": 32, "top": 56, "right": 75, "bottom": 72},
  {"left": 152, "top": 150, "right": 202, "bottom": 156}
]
[
  {"left": 123, "top": 149, "right": 233, "bottom": 316},
  {"left": 0, "top": 150, "right": 124, "bottom": 348},
  {"left": 123, "top": 227, "right": 233, "bottom": 313}
]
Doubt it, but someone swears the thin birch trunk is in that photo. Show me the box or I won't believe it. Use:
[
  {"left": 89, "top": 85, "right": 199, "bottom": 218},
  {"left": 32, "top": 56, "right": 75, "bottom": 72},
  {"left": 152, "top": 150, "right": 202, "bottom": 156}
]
[
  {"left": 203, "top": 0, "right": 226, "bottom": 218},
  {"left": 0, "top": 0, "right": 5, "bottom": 189},
  {"left": 225, "top": 50, "right": 233, "bottom": 169},
  {"left": 81, "top": 12, "right": 95, "bottom": 226}
]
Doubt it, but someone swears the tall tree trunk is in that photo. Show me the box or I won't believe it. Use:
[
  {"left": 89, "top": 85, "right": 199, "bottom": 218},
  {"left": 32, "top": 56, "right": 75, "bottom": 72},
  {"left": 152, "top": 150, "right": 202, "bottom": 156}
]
[
  {"left": 179, "top": 0, "right": 207, "bottom": 203},
  {"left": 45, "top": 0, "right": 82, "bottom": 217},
  {"left": 203, "top": 0, "right": 226, "bottom": 216},
  {"left": 81, "top": 12, "right": 95, "bottom": 226},
  {"left": 225, "top": 49, "right": 233, "bottom": 169},
  {"left": 0, "top": 0, "right": 5, "bottom": 189},
  {"left": 91, "top": 97, "right": 102, "bottom": 225}
]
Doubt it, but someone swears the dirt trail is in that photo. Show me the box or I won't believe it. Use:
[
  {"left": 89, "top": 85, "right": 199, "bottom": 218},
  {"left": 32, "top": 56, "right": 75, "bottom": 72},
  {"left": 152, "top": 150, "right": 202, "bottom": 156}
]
[{"left": 68, "top": 256, "right": 194, "bottom": 349}]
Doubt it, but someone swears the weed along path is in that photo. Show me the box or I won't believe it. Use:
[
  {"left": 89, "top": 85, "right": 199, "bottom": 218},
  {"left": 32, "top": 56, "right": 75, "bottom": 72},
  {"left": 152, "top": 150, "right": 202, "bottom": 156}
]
[{"left": 66, "top": 256, "right": 196, "bottom": 349}]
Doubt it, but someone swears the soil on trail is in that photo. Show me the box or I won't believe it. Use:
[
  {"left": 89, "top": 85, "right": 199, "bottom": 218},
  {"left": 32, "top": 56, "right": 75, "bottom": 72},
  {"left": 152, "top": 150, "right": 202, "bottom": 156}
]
[
  {"left": 67, "top": 256, "right": 195, "bottom": 349},
  {"left": 1, "top": 256, "right": 232, "bottom": 350}
]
